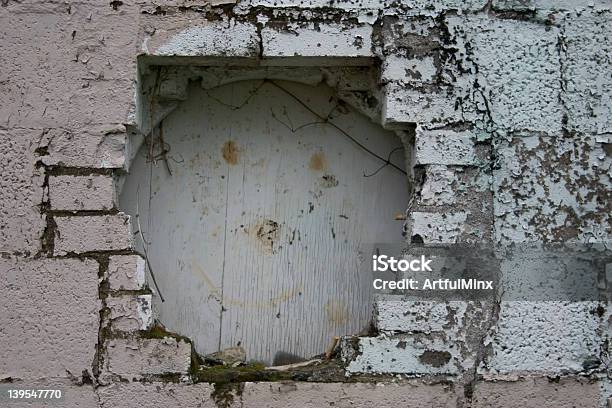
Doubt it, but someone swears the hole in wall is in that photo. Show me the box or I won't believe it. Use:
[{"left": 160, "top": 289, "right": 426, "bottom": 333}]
[{"left": 119, "top": 71, "right": 410, "bottom": 366}]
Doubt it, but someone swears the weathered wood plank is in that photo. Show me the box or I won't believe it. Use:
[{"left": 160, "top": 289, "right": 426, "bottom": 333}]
[{"left": 120, "top": 80, "right": 409, "bottom": 365}]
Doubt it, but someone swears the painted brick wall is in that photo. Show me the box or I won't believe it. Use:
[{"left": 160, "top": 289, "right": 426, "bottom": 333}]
[{"left": 0, "top": 0, "right": 610, "bottom": 407}]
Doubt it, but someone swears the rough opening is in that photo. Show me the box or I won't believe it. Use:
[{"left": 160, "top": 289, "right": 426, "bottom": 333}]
[{"left": 119, "top": 74, "right": 410, "bottom": 366}]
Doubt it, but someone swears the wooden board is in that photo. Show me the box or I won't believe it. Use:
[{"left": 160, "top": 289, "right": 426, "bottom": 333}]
[{"left": 120, "top": 80, "right": 409, "bottom": 365}]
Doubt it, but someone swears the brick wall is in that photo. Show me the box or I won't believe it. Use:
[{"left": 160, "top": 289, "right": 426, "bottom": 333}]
[{"left": 0, "top": 0, "right": 610, "bottom": 407}]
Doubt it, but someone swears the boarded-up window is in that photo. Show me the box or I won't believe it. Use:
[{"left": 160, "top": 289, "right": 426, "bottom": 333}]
[{"left": 120, "top": 79, "right": 408, "bottom": 365}]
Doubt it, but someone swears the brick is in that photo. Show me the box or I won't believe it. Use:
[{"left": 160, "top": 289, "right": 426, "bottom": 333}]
[
  {"left": 382, "top": 84, "right": 460, "bottom": 127},
  {"left": 414, "top": 128, "right": 476, "bottom": 166},
  {"left": 239, "top": 381, "right": 458, "bottom": 407},
  {"left": 375, "top": 300, "right": 467, "bottom": 333},
  {"left": 381, "top": 55, "right": 437, "bottom": 84},
  {"left": 344, "top": 334, "right": 460, "bottom": 374},
  {"left": 37, "top": 126, "right": 127, "bottom": 169},
  {"left": 493, "top": 135, "right": 610, "bottom": 243},
  {"left": 97, "top": 382, "right": 216, "bottom": 408},
  {"left": 102, "top": 337, "right": 191, "bottom": 380},
  {"left": 407, "top": 211, "right": 468, "bottom": 244},
  {"left": 465, "top": 16, "right": 562, "bottom": 133},
  {"left": 399, "top": 0, "right": 487, "bottom": 11},
  {"left": 472, "top": 376, "right": 600, "bottom": 408},
  {"left": 54, "top": 214, "right": 132, "bottom": 255},
  {"left": 0, "top": 258, "right": 99, "bottom": 380},
  {"left": 96, "top": 381, "right": 458, "bottom": 407},
  {"left": 419, "top": 165, "right": 457, "bottom": 205},
  {"left": 563, "top": 10, "right": 612, "bottom": 134},
  {"left": 145, "top": 20, "right": 259, "bottom": 58},
  {"left": 483, "top": 301, "right": 601, "bottom": 374},
  {"left": 380, "top": 16, "right": 440, "bottom": 55},
  {"left": 262, "top": 23, "right": 373, "bottom": 59},
  {"left": 49, "top": 175, "right": 115, "bottom": 211},
  {"left": 107, "top": 255, "right": 146, "bottom": 291},
  {"left": 237, "top": 0, "right": 385, "bottom": 10},
  {"left": 106, "top": 295, "right": 153, "bottom": 332},
  {"left": 0, "top": 3, "right": 138, "bottom": 128},
  {"left": 493, "top": 0, "right": 610, "bottom": 11},
  {"left": 0, "top": 129, "right": 44, "bottom": 254}
]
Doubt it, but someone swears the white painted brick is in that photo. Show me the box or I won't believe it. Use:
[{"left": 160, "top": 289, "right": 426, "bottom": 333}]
[
  {"left": 400, "top": 0, "right": 487, "bottom": 11},
  {"left": 415, "top": 128, "right": 476, "bottom": 166},
  {"left": 382, "top": 55, "right": 437, "bottom": 84},
  {"left": 344, "top": 334, "right": 459, "bottom": 374},
  {"left": 106, "top": 295, "right": 153, "bottom": 332},
  {"left": 102, "top": 337, "right": 191, "bottom": 380},
  {"left": 492, "top": 135, "right": 610, "bottom": 244},
  {"left": 420, "top": 165, "right": 457, "bottom": 205},
  {"left": 238, "top": 0, "right": 385, "bottom": 10},
  {"left": 382, "top": 84, "right": 460, "bottom": 127},
  {"left": 563, "top": 10, "right": 612, "bottom": 134},
  {"left": 408, "top": 211, "right": 468, "bottom": 244},
  {"left": 380, "top": 17, "right": 440, "bottom": 53},
  {"left": 108, "top": 255, "right": 146, "bottom": 291},
  {"left": 483, "top": 301, "right": 602, "bottom": 374},
  {"left": 493, "top": 0, "right": 611, "bottom": 11},
  {"left": 49, "top": 174, "right": 115, "bottom": 211},
  {"left": 376, "top": 300, "right": 467, "bottom": 333},
  {"left": 149, "top": 21, "right": 260, "bottom": 57},
  {"left": 54, "top": 214, "right": 132, "bottom": 255},
  {"left": 466, "top": 16, "right": 562, "bottom": 133},
  {"left": 262, "top": 23, "right": 373, "bottom": 58}
]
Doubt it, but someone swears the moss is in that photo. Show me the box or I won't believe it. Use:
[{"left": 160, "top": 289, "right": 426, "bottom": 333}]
[
  {"left": 139, "top": 324, "right": 192, "bottom": 344},
  {"left": 211, "top": 382, "right": 243, "bottom": 408},
  {"left": 189, "top": 343, "right": 203, "bottom": 379},
  {"left": 195, "top": 362, "right": 291, "bottom": 385}
]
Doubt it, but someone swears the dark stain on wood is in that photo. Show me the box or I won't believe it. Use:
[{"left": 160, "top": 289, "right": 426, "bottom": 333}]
[
  {"left": 320, "top": 174, "right": 338, "bottom": 188},
  {"left": 254, "top": 219, "right": 280, "bottom": 252}
]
